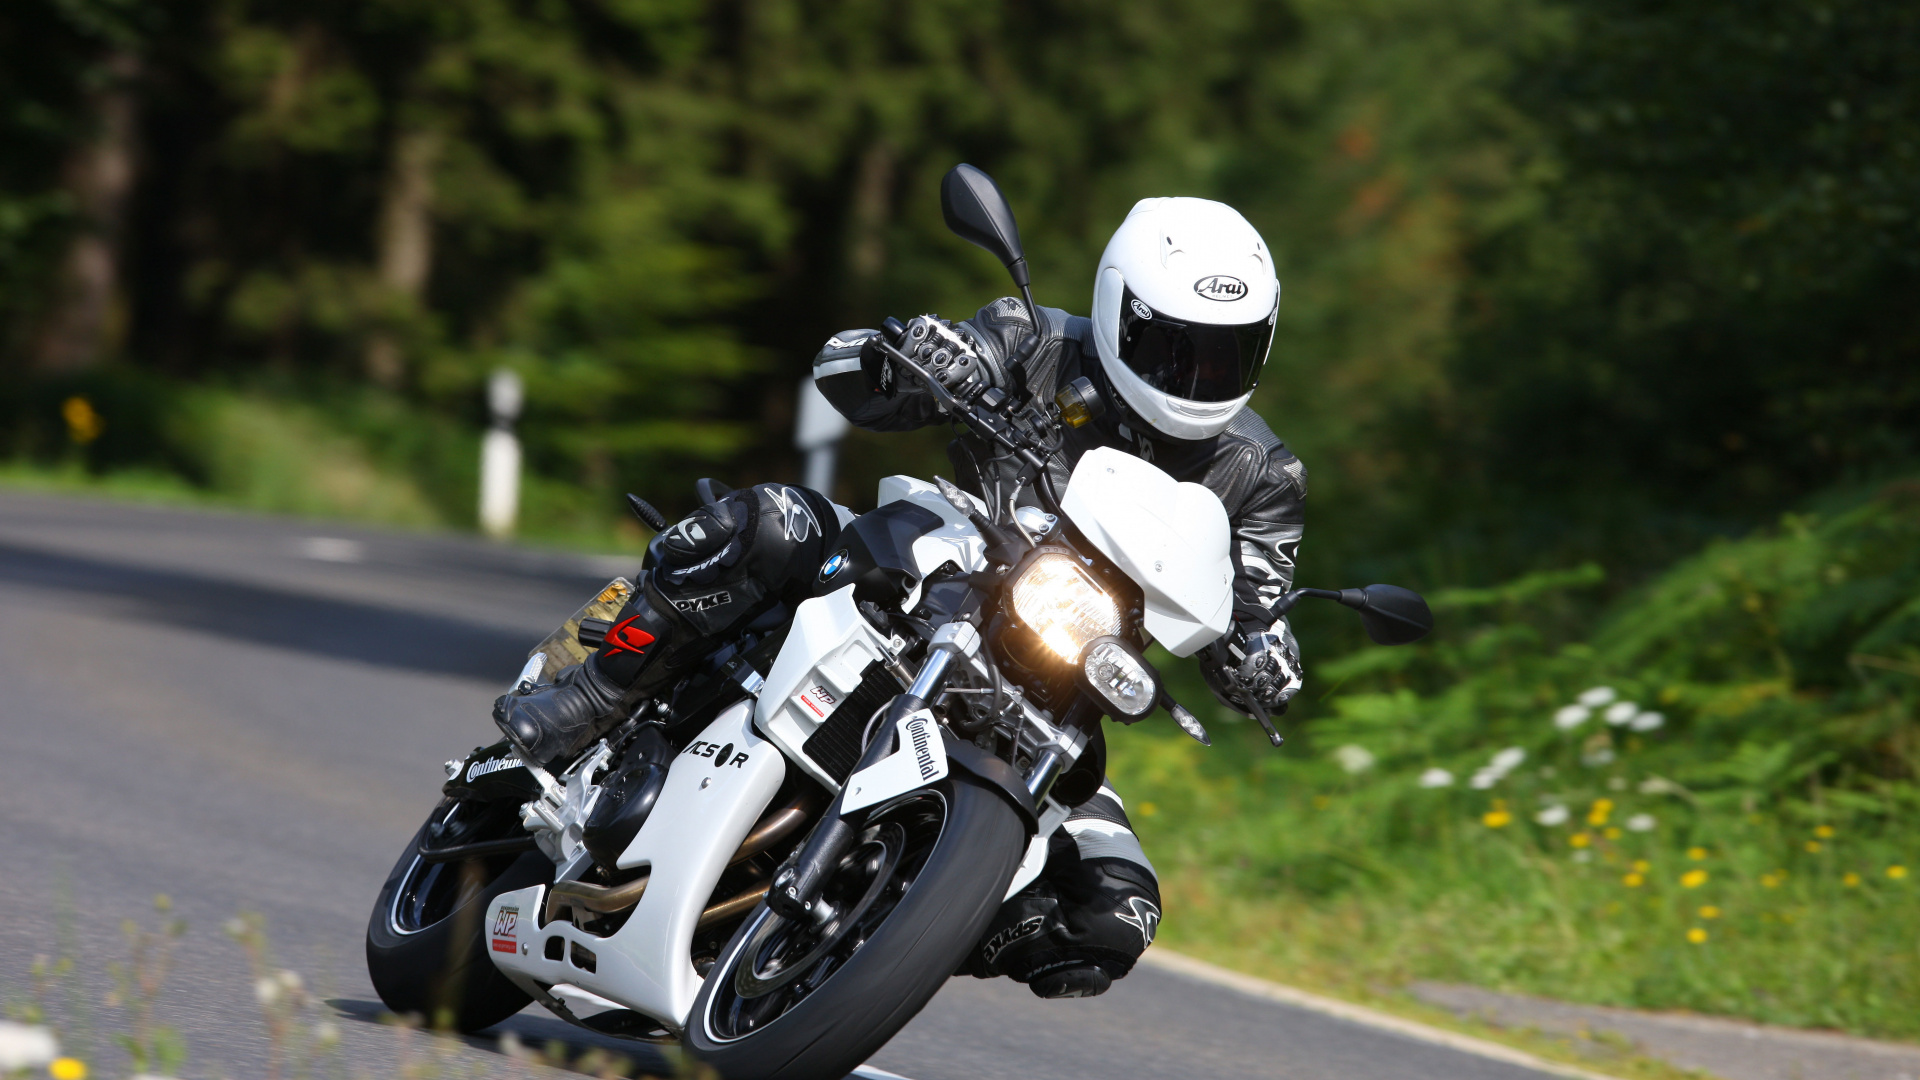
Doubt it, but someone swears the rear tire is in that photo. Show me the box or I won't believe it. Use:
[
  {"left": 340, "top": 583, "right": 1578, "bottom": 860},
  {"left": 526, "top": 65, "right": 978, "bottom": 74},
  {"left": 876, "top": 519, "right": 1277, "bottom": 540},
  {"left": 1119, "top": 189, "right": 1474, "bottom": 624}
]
[
  {"left": 365, "top": 799, "right": 553, "bottom": 1032},
  {"left": 686, "top": 772, "right": 1026, "bottom": 1080}
]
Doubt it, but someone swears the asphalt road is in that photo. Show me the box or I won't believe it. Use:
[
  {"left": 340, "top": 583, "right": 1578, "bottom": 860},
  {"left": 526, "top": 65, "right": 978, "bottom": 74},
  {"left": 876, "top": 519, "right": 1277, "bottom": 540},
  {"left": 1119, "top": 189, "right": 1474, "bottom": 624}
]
[{"left": 0, "top": 491, "right": 1560, "bottom": 1080}]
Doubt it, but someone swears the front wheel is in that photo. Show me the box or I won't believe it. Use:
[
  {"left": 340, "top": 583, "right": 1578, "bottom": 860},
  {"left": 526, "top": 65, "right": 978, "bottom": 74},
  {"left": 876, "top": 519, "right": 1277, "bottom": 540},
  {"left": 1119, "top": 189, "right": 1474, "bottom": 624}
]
[
  {"left": 365, "top": 798, "right": 553, "bottom": 1032},
  {"left": 687, "top": 772, "right": 1026, "bottom": 1080}
]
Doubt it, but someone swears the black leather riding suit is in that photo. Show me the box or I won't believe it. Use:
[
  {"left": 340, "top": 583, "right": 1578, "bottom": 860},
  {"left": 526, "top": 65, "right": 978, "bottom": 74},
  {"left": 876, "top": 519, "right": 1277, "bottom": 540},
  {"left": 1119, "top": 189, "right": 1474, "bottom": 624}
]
[{"left": 812, "top": 298, "right": 1310, "bottom": 996}]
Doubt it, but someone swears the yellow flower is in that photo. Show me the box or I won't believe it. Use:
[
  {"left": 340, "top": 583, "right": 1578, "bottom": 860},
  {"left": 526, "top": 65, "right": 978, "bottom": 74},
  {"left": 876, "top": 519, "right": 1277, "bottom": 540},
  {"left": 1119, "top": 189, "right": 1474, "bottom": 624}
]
[
  {"left": 1686, "top": 927, "right": 1709, "bottom": 944},
  {"left": 1605, "top": 826, "right": 1623, "bottom": 840},
  {"left": 50, "top": 1058, "right": 88, "bottom": 1080},
  {"left": 1623, "top": 872, "right": 1645, "bottom": 888},
  {"left": 1632, "top": 859, "right": 1651, "bottom": 873},
  {"left": 1890, "top": 865, "right": 1909, "bottom": 880},
  {"left": 1681, "top": 869, "right": 1708, "bottom": 888},
  {"left": 1687, "top": 846, "right": 1708, "bottom": 861},
  {"left": 1814, "top": 825, "right": 1835, "bottom": 839},
  {"left": 1588, "top": 798, "right": 1614, "bottom": 826},
  {"left": 1311, "top": 795, "right": 1331, "bottom": 810},
  {"left": 1570, "top": 831, "right": 1592, "bottom": 848},
  {"left": 1760, "top": 873, "right": 1781, "bottom": 888},
  {"left": 61, "top": 397, "right": 103, "bottom": 444},
  {"left": 1483, "top": 809, "right": 1513, "bottom": 828},
  {"left": 1805, "top": 840, "right": 1822, "bottom": 853},
  {"left": 1699, "top": 905, "right": 1721, "bottom": 919},
  {"left": 1843, "top": 872, "right": 1861, "bottom": 887},
  {"left": 1138, "top": 802, "right": 1159, "bottom": 817}
]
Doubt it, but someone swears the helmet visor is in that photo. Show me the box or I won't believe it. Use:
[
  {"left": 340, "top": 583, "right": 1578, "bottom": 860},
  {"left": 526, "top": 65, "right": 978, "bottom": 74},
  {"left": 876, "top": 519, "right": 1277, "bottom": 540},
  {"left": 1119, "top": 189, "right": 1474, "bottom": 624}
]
[{"left": 1117, "top": 286, "right": 1274, "bottom": 403}]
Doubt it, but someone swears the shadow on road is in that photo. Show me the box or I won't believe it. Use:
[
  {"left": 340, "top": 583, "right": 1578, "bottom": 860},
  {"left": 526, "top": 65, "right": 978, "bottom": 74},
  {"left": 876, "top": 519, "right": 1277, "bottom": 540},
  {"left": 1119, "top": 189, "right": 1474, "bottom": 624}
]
[{"left": 0, "top": 541, "right": 533, "bottom": 682}]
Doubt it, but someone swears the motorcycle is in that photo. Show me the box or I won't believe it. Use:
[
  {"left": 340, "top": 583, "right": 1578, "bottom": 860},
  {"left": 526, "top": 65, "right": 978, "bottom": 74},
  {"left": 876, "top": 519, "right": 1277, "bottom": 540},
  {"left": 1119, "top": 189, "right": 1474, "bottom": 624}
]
[{"left": 364, "top": 164, "right": 1434, "bottom": 1080}]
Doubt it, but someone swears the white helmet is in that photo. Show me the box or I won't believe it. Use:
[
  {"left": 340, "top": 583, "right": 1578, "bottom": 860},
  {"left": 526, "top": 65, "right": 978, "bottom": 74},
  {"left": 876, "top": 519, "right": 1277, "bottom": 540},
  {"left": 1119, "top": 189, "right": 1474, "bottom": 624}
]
[{"left": 1091, "top": 198, "right": 1279, "bottom": 441}]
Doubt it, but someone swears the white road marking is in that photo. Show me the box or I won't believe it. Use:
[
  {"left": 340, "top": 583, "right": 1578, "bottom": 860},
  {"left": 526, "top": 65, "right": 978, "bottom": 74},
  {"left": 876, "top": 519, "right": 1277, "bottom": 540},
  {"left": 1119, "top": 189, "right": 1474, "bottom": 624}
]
[
  {"left": 1140, "top": 950, "right": 1624, "bottom": 1080},
  {"left": 298, "top": 537, "right": 366, "bottom": 563},
  {"left": 850, "top": 1067, "right": 915, "bottom": 1080}
]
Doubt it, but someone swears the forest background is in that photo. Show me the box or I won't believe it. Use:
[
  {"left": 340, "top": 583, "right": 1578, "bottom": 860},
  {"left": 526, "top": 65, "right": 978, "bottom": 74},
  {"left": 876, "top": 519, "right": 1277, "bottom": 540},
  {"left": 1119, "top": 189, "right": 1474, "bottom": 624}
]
[{"left": 4, "top": 0, "right": 1918, "bottom": 1049}]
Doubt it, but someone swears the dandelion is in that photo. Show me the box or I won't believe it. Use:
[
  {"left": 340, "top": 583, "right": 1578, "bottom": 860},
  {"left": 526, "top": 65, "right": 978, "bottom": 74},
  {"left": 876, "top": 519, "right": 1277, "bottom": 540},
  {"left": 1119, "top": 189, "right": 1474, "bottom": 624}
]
[
  {"left": 1588, "top": 798, "right": 1614, "bottom": 826},
  {"left": 1570, "top": 832, "right": 1592, "bottom": 848},
  {"left": 1535, "top": 804, "right": 1570, "bottom": 826},
  {"left": 1630, "top": 711, "right": 1665, "bottom": 732},
  {"left": 0, "top": 1022, "right": 59, "bottom": 1070},
  {"left": 1623, "top": 872, "right": 1644, "bottom": 887},
  {"left": 1626, "top": 813, "right": 1656, "bottom": 832},
  {"left": 1805, "top": 840, "right": 1822, "bottom": 853},
  {"left": 1633, "top": 859, "right": 1651, "bottom": 873},
  {"left": 1578, "top": 686, "right": 1617, "bottom": 707},
  {"left": 1418, "top": 767, "right": 1454, "bottom": 788},
  {"left": 1681, "top": 869, "right": 1708, "bottom": 888},
  {"left": 1333, "top": 744, "right": 1376, "bottom": 774},
  {"left": 1604, "top": 701, "right": 1639, "bottom": 726},
  {"left": 1687, "top": 927, "right": 1709, "bottom": 944},
  {"left": 1814, "top": 825, "right": 1835, "bottom": 839},
  {"left": 1890, "top": 866, "right": 1909, "bottom": 880},
  {"left": 1843, "top": 872, "right": 1861, "bottom": 887},
  {"left": 1699, "top": 905, "right": 1721, "bottom": 919},
  {"left": 1687, "top": 846, "right": 1708, "bottom": 860},
  {"left": 1605, "top": 826, "right": 1623, "bottom": 840},
  {"left": 50, "top": 1058, "right": 87, "bottom": 1080},
  {"left": 1138, "top": 801, "right": 1159, "bottom": 817},
  {"left": 1760, "top": 873, "right": 1781, "bottom": 888},
  {"left": 1483, "top": 808, "right": 1513, "bottom": 828},
  {"left": 1553, "top": 704, "right": 1590, "bottom": 731}
]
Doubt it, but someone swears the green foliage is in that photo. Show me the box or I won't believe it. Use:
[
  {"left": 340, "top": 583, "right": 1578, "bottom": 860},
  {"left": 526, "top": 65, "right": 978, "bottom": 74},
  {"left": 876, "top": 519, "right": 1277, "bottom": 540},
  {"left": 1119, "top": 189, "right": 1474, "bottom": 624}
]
[{"left": 1117, "top": 478, "right": 1920, "bottom": 1034}]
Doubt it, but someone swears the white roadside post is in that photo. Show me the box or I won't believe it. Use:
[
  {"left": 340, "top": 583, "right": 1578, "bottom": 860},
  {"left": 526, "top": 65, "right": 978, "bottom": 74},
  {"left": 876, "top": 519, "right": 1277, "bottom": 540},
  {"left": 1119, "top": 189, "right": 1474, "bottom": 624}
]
[
  {"left": 795, "top": 374, "right": 850, "bottom": 495},
  {"left": 479, "top": 369, "right": 523, "bottom": 538}
]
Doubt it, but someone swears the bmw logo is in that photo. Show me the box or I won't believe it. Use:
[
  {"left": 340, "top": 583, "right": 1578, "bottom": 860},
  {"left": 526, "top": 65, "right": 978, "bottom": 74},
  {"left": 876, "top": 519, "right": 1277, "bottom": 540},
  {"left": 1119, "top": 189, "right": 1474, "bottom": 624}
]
[{"left": 818, "top": 549, "right": 850, "bottom": 582}]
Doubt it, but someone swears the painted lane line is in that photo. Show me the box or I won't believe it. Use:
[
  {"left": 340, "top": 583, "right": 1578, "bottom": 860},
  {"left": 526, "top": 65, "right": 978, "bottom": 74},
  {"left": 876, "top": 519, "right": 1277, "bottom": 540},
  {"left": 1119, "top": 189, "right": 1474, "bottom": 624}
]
[
  {"left": 1140, "top": 950, "right": 1624, "bottom": 1080},
  {"left": 849, "top": 1066, "right": 915, "bottom": 1080}
]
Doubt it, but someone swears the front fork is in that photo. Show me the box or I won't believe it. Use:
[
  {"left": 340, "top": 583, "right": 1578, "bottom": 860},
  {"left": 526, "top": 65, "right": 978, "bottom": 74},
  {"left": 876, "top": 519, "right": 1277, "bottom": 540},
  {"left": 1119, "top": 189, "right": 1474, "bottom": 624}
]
[{"left": 768, "top": 623, "right": 981, "bottom": 922}]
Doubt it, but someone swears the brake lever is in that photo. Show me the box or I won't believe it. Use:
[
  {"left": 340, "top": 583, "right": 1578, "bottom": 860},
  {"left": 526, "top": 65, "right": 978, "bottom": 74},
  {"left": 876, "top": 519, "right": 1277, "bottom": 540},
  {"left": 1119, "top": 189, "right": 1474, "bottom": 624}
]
[{"left": 1205, "top": 640, "right": 1285, "bottom": 748}]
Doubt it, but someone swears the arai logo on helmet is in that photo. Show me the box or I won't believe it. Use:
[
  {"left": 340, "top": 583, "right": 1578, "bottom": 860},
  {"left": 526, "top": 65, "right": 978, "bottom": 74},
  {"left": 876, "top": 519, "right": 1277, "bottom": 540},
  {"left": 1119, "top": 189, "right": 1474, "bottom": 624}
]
[
  {"left": 1129, "top": 298, "right": 1153, "bottom": 320},
  {"left": 1193, "top": 274, "right": 1248, "bottom": 301},
  {"left": 818, "top": 548, "right": 850, "bottom": 582}
]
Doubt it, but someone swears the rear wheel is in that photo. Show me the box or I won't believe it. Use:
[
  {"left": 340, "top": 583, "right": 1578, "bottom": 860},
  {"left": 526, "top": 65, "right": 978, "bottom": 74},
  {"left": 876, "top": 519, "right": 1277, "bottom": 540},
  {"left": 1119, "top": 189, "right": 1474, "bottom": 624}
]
[
  {"left": 365, "top": 799, "right": 553, "bottom": 1032},
  {"left": 687, "top": 773, "right": 1026, "bottom": 1080}
]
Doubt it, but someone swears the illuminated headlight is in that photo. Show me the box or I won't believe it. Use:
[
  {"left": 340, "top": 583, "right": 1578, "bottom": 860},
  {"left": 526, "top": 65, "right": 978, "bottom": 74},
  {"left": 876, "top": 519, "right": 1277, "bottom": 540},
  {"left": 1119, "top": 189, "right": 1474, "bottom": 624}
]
[
  {"left": 1009, "top": 553, "right": 1121, "bottom": 661},
  {"left": 1082, "top": 638, "right": 1158, "bottom": 719}
]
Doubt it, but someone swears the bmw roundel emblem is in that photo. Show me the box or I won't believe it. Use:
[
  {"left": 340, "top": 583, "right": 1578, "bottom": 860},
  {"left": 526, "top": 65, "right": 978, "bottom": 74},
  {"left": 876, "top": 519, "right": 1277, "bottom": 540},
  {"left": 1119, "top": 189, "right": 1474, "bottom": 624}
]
[{"left": 819, "top": 549, "right": 850, "bottom": 582}]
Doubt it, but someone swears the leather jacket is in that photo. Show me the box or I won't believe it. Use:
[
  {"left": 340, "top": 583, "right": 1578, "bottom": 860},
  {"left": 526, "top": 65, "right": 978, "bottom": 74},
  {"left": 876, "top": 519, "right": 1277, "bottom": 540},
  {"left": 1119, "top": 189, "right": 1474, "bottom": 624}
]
[{"left": 813, "top": 297, "right": 1308, "bottom": 702}]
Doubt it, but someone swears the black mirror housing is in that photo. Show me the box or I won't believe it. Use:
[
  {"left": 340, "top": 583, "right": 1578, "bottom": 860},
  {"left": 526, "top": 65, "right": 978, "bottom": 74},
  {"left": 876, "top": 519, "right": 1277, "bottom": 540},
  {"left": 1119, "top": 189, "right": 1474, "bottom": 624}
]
[
  {"left": 1338, "top": 584, "right": 1434, "bottom": 646},
  {"left": 941, "top": 164, "right": 1028, "bottom": 283}
]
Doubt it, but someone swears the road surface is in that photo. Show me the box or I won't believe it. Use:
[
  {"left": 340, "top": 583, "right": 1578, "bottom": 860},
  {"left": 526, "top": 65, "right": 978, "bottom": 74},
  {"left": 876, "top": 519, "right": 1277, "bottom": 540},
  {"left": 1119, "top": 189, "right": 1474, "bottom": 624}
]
[{"left": 0, "top": 490, "right": 1563, "bottom": 1080}]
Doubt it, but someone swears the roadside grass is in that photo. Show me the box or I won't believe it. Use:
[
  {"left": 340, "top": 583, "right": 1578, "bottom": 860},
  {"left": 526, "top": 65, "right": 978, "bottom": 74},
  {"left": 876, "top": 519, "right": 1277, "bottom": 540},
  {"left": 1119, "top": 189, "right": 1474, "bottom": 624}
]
[{"left": 1114, "top": 478, "right": 1920, "bottom": 1043}]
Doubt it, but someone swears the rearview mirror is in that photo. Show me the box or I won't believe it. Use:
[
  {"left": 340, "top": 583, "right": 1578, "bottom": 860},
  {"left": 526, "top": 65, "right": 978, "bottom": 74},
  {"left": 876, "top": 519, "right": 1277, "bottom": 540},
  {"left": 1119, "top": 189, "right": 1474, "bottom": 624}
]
[
  {"left": 1340, "top": 584, "right": 1433, "bottom": 646},
  {"left": 941, "top": 164, "right": 1029, "bottom": 284}
]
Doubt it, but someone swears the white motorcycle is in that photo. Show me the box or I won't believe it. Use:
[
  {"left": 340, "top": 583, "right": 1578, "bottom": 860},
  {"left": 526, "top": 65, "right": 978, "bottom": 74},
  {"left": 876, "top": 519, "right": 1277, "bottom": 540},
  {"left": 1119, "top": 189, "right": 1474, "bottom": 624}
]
[{"left": 364, "top": 166, "right": 1432, "bottom": 1080}]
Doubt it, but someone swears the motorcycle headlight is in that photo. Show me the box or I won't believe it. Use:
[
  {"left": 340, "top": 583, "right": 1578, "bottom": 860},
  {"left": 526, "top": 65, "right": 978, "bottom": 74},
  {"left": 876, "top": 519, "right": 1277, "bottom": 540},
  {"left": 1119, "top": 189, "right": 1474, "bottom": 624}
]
[
  {"left": 1009, "top": 553, "right": 1121, "bottom": 662},
  {"left": 1081, "top": 637, "right": 1159, "bottom": 720}
]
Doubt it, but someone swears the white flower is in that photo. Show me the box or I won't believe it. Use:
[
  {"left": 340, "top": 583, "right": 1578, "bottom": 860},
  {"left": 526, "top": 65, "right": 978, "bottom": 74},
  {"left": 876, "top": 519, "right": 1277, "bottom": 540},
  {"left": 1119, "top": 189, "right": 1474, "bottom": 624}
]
[
  {"left": 1577, "top": 686, "right": 1617, "bottom": 707},
  {"left": 1469, "top": 769, "right": 1500, "bottom": 790},
  {"left": 1553, "top": 705, "right": 1591, "bottom": 731},
  {"left": 1638, "top": 777, "right": 1679, "bottom": 795},
  {"left": 1417, "top": 767, "right": 1454, "bottom": 788},
  {"left": 1582, "top": 747, "right": 1616, "bottom": 767},
  {"left": 1608, "top": 776, "right": 1628, "bottom": 791},
  {"left": 1535, "top": 804, "right": 1570, "bottom": 826},
  {"left": 1572, "top": 849, "right": 1594, "bottom": 863},
  {"left": 1333, "top": 744, "right": 1377, "bottom": 774},
  {"left": 1629, "top": 711, "right": 1665, "bottom": 732},
  {"left": 1490, "top": 747, "right": 1527, "bottom": 772},
  {"left": 1604, "top": 701, "right": 1639, "bottom": 726},
  {"left": 1626, "top": 813, "right": 1657, "bottom": 832},
  {"left": 255, "top": 975, "right": 281, "bottom": 1006},
  {"left": 0, "top": 1021, "right": 59, "bottom": 1070},
  {"left": 313, "top": 1021, "right": 341, "bottom": 1046}
]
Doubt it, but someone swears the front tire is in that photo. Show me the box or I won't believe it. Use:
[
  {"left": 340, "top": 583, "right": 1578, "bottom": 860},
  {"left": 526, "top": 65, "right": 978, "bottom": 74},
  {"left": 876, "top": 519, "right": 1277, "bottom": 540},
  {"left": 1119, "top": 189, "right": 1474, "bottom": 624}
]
[
  {"left": 365, "top": 799, "right": 553, "bottom": 1032},
  {"left": 687, "top": 772, "right": 1026, "bottom": 1080}
]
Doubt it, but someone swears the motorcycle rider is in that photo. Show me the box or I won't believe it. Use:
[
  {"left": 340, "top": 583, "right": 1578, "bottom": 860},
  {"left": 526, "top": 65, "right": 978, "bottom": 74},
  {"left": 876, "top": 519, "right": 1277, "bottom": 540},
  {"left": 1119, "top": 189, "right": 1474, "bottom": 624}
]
[{"left": 494, "top": 195, "right": 1305, "bottom": 999}]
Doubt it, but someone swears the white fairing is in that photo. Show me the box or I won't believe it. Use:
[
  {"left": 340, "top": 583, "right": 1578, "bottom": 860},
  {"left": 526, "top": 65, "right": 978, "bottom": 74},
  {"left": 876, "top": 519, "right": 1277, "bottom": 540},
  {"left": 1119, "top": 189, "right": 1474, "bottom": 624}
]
[
  {"left": 485, "top": 699, "right": 784, "bottom": 1032},
  {"left": 1061, "top": 446, "right": 1233, "bottom": 656},
  {"left": 877, "top": 474, "right": 990, "bottom": 607},
  {"left": 755, "top": 585, "right": 895, "bottom": 790}
]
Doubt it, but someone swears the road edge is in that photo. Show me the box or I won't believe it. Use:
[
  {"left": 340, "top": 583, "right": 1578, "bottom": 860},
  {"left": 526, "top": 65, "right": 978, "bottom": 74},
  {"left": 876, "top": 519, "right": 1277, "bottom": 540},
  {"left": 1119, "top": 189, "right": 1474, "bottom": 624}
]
[{"left": 1139, "top": 949, "right": 1626, "bottom": 1080}]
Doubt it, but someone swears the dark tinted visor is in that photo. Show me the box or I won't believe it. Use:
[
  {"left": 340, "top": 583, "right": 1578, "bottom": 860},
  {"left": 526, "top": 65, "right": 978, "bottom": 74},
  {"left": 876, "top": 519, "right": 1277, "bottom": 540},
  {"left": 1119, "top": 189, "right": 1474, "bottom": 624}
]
[{"left": 1117, "top": 286, "right": 1273, "bottom": 403}]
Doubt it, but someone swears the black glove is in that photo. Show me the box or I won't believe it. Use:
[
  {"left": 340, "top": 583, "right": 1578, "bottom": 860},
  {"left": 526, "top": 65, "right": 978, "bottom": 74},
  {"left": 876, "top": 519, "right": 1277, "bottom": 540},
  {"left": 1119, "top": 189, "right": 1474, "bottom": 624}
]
[
  {"left": 863, "top": 315, "right": 988, "bottom": 401},
  {"left": 1237, "top": 630, "right": 1304, "bottom": 711}
]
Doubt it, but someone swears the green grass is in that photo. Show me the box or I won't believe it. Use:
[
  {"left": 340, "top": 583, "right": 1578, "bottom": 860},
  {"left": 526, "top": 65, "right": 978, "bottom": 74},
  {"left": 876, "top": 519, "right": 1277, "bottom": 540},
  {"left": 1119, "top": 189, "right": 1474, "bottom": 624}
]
[{"left": 1112, "top": 479, "right": 1920, "bottom": 1041}]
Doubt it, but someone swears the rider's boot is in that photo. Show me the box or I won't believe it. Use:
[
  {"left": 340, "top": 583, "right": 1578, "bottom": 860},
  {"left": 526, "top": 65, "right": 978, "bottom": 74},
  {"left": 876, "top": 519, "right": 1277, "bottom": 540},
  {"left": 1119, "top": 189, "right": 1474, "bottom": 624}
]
[{"left": 494, "top": 481, "right": 843, "bottom": 770}]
